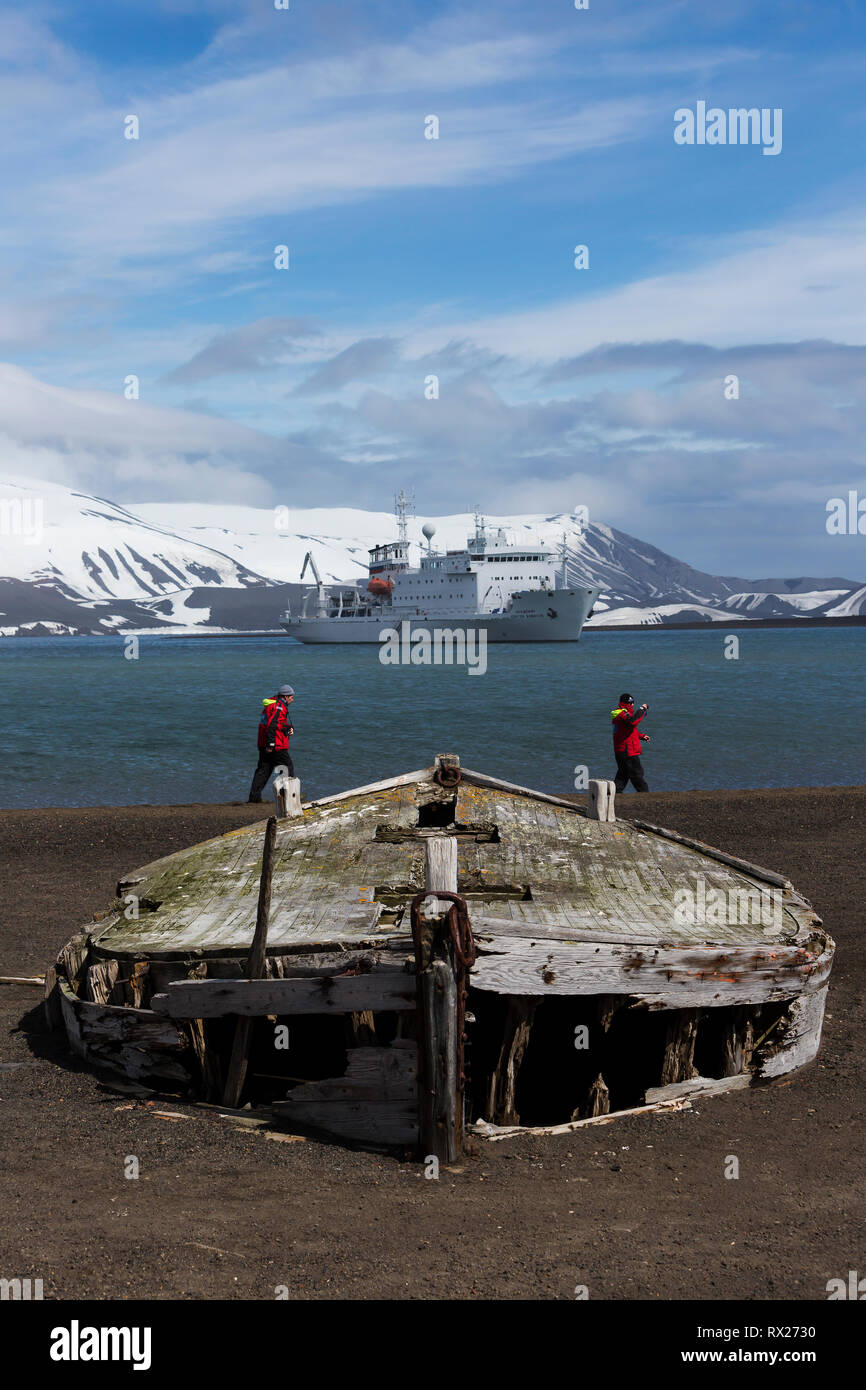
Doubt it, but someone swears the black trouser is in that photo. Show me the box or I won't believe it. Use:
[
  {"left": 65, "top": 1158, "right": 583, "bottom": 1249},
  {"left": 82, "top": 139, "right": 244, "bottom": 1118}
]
[
  {"left": 249, "top": 749, "right": 294, "bottom": 802},
  {"left": 614, "top": 751, "right": 648, "bottom": 793}
]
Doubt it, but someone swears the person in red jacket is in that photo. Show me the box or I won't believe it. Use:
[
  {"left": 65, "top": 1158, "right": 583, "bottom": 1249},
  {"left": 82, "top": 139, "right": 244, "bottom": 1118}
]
[
  {"left": 248, "top": 684, "right": 295, "bottom": 802},
  {"left": 611, "top": 692, "right": 651, "bottom": 792}
]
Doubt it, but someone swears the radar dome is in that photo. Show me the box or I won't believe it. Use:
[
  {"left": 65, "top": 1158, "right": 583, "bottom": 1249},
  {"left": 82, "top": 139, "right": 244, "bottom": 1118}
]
[{"left": 421, "top": 522, "right": 436, "bottom": 540}]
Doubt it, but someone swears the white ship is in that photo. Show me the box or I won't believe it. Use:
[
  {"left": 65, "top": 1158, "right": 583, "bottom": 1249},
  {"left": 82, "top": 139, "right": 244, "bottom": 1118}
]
[{"left": 280, "top": 493, "right": 599, "bottom": 643}]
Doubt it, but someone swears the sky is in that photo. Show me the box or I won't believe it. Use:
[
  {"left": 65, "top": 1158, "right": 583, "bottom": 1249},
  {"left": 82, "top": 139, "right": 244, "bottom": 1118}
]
[{"left": 1, "top": 0, "right": 866, "bottom": 578}]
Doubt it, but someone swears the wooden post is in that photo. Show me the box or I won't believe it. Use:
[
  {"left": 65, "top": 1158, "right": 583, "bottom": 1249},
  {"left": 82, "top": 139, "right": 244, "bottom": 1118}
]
[
  {"left": 273, "top": 771, "right": 302, "bottom": 819},
  {"left": 588, "top": 779, "right": 616, "bottom": 822},
  {"left": 222, "top": 816, "right": 278, "bottom": 1107},
  {"left": 417, "top": 833, "right": 460, "bottom": 1163},
  {"left": 424, "top": 835, "right": 457, "bottom": 906},
  {"left": 660, "top": 1010, "right": 699, "bottom": 1085},
  {"left": 485, "top": 996, "right": 539, "bottom": 1125},
  {"left": 420, "top": 960, "right": 458, "bottom": 1163},
  {"left": 721, "top": 1008, "right": 754, "bottom": 1076}
]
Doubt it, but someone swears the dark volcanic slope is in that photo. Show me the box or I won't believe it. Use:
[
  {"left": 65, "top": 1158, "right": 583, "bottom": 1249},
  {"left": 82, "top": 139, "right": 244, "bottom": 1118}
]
[{"left": 0, "top": 789, "right": 863, "bottom": 1301}]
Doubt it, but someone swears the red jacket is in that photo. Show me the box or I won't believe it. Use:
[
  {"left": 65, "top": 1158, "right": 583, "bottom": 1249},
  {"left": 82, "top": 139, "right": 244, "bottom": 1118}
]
[
  {"left": 611, "top": 702, "right": 646, "bottom": 756},
  {"left": 258, "top": 697, "right": 293, "bottom": 752}
]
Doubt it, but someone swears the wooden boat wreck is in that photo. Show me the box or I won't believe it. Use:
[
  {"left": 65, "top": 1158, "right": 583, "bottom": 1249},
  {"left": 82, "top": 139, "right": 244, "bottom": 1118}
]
[{"left": 45, "top": 756, "right": 834, "bottom": 1157}]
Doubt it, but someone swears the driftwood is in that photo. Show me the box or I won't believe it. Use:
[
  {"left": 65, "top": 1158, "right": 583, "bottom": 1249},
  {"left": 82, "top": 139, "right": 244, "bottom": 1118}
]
[
  {"left": 646, "top": 1074, "right": 752, "bottom": 1104},
  {"left": 472, "top": 1095, "right": 693, "bottom": 1139}
]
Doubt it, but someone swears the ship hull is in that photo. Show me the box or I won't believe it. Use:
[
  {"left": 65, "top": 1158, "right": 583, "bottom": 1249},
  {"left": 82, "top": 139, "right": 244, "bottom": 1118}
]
[{"left": 281, "top": 588, "right": 599, "bottom": 643}]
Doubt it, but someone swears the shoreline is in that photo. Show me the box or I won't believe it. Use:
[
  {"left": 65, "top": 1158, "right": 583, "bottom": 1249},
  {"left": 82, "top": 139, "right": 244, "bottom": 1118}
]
[
  {"left": 3, "top": 614, "right": 865, "bottom": 639},
  {"left": 0, "top": 784, "right": 862, "bottom": 815}
]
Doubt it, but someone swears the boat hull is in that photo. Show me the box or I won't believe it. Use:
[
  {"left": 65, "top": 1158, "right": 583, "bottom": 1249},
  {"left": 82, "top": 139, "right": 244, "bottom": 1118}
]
[{"left": 281, "top": 587, "right": 599, "bottom": 642}]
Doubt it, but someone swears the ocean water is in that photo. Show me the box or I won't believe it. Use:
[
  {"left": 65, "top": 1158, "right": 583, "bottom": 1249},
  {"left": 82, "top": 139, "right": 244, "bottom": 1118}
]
[{"left": 0, "top": 628, "right": 863, "bottom": 807}]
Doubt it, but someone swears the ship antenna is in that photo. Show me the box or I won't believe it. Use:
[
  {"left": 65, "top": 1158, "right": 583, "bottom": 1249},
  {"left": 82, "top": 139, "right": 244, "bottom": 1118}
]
[{"left": 395, "top": 488, "right": 414, "bottom": 545}]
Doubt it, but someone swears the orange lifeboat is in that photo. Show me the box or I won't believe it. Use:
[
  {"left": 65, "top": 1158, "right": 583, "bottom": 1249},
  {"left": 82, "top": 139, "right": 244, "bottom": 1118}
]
[{"left": 367, "top": 576, "right": 394, "bottom": 597}]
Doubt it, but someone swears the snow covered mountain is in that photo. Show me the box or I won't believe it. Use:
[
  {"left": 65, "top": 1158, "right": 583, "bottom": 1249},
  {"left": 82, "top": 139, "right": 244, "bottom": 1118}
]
[{"left": 0, "top": 477, "right": 863, "bottom": 634}]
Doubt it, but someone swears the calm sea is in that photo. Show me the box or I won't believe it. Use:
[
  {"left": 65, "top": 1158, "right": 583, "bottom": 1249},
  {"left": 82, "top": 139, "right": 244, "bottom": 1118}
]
[{"left": 0, "top": 628, "right": 863, "bottom": 807}]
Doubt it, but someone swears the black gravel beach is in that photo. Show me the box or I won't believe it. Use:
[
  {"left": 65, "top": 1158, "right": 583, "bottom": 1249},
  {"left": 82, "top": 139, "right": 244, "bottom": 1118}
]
[{"left": 1, "top": 787, "right": 863, "bottom": 1301}]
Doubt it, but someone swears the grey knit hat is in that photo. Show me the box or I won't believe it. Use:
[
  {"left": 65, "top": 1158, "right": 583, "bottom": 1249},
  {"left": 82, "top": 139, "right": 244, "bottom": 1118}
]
[{"left": 277, "top": 684, "right": 294, "bottom": 697}]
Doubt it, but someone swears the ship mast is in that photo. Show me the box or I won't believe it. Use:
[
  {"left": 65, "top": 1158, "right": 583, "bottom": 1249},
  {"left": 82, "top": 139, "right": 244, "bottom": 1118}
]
[
  {"left": 471, "top": 505, "right": 487, "bottom": 553},
  {"left": 394, "top": 489, "right": 414, "bottom": 546}
]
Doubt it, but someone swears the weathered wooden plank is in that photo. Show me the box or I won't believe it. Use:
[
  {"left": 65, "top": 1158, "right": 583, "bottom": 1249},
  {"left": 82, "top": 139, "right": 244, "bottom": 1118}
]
[
  {"left": 645, "top": 1073, "right": 752, "bottom": 1103},
  {"left": 86, "top": 960, "right": 120, "bottom": 1005},
  {"left": 458, "top": 768, "right": 585, "bottom": 813},
  {"left": 57, "top": 933, "right": 90, "bottom": 991},
  {"left": 631, "top": 819, "right": 792, "bottom": 889},
  {"left": 757, "top": 985, "right": 828, "bottom": 1078},
  {"left": 302, "top": 768, "right": 432, "bottom": 810},
  {"left": 59, "top": 980, "right": 182, "bottom": 1046},
  {"left": 274, "top": 1041, "right": 418, "bottom": 1144},
  {"left": 470, "top": 935, "right": 832, "bottom": 1007},
  {"left": 472, "top": 1095, "right": 693, "bottom": 1139},
  {"left": 58, "top": 979, "right": 189, "bottom": 1083},
  {"left": 425, "top": 835, "right": 458, "bottom": 894},
  {"left": 262, "top": 949, "right": 405, "bottom": 978},
  {"left": 152, "top": 970, "right": 417, "bottom": 1019}
]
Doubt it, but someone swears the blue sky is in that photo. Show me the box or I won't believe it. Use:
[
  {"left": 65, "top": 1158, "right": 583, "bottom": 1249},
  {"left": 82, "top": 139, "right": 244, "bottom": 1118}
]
[{"left": 2, "top": 0, "right": 866, "bottom": 577}]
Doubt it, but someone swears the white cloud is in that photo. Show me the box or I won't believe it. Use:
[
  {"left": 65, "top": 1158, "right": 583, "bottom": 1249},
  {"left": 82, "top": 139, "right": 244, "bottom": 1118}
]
[{"left": 409, "top": 213, "right": 866, "bottom": 357}]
